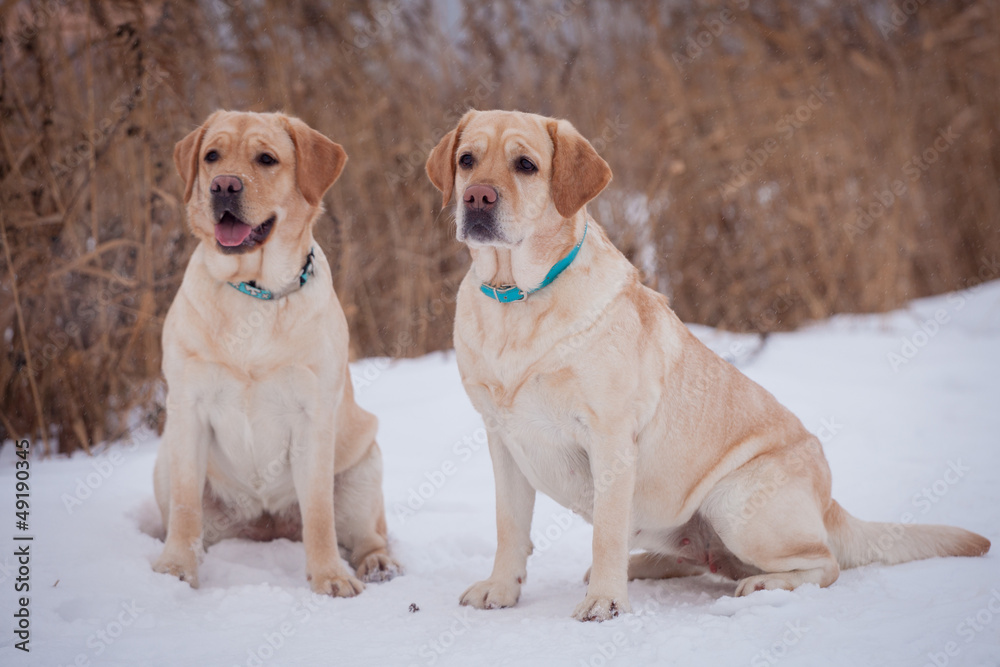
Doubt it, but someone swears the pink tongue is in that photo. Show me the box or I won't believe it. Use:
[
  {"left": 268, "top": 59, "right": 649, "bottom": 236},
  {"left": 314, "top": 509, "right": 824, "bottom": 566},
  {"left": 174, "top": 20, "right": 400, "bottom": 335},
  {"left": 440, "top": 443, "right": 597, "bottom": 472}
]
[{"left": 215, "top": 215, "right": 252, "bottom": 246}]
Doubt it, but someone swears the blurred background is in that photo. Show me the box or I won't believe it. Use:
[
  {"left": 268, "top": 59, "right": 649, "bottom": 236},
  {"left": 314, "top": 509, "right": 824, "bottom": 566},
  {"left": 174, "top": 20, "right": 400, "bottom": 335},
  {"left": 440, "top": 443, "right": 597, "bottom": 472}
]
[{"left": 1, "top": 0, "right": 998, "bottom": 456}]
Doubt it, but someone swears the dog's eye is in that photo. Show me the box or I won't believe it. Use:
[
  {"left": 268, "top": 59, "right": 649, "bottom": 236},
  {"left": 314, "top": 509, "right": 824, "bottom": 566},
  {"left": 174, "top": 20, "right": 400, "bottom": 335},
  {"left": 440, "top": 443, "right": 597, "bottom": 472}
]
[
  {"left": 258, "top": 153, "right": 277, "bottom": 166},
  {"left": 204, "top": 150, "right": 219, "bottom": 163},
  {"left": 516, "top": 157, "right": 537, "bottom": 173},
  {"left": 458, "top": 153, "right": 474, "bottom": 169}
]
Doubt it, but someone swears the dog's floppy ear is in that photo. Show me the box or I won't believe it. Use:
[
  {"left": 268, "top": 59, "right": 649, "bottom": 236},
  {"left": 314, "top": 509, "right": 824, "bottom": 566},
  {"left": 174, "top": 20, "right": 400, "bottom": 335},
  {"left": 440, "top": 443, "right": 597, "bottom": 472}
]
[
  {"left": 546, "top": 119, "right": 612, "bottom": 219},
  {"left": 283, "top": 116, "right": 348, "bottom": 207},
  {"left": 174, "top": 110, "right": 221, "bottom": 204},
  {"left": 426, "top": 111, "right": 473, "bottom": 207}
]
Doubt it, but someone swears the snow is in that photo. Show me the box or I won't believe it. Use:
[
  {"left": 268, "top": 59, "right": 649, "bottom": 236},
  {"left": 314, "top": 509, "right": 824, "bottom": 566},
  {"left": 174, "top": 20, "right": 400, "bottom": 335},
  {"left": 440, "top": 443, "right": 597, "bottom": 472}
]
[{"left": 3, "top": 280, "right": 1000, "bottom": 667}]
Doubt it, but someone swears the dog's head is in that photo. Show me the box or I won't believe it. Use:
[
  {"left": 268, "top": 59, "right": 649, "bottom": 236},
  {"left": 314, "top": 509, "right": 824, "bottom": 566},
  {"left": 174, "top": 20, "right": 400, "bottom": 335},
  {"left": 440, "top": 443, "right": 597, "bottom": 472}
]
[
  {"left": 174, "top": 110, "right": 346, "bottom": 254},
  {"left": 426, "top": 110, "right": 611, "bottom": 247}
]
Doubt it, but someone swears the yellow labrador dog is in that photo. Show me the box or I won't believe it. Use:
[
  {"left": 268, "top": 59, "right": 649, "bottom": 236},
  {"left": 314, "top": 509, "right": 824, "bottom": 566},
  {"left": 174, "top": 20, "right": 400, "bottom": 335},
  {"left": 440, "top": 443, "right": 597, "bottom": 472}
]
[
  {"left": 426, "top": 109, "right": 989, "bottom": 621},
  {"left": 154, "top": 110, "right": 400, "bottom": 596}
]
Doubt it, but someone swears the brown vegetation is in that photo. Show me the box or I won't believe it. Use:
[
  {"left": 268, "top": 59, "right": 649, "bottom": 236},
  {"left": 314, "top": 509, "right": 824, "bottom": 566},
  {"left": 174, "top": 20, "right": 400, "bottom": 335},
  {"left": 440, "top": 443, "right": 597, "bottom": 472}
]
[{"left": 1, "top": 0, "right": 998, "bottom": 454}]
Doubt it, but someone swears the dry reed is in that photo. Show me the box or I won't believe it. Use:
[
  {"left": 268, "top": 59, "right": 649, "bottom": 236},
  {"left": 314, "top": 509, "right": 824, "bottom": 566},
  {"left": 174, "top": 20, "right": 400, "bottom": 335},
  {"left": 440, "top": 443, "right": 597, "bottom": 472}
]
[{"left": 1, "top": 0, "right": 997, "bottom": 454}]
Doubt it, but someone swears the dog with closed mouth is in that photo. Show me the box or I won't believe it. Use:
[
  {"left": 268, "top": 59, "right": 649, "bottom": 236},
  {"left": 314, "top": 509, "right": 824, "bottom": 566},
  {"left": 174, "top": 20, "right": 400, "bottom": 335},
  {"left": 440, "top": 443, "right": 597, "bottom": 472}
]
[
  {"left": 153, "top": 110, "right": 400, "bottom": 596},
  {"left": 425, "top": 109, "right": 989, "bottom": 621}
]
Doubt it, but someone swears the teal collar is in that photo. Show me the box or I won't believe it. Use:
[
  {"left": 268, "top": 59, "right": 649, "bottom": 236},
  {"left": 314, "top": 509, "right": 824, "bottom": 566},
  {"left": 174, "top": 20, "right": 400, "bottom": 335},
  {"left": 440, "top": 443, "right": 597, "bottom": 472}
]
[
  {"left": 480, "top": 222, "right": 588, "bottom": 303},
  {"left": 229, "top": 248, "right": 315, "bottom": 300}
]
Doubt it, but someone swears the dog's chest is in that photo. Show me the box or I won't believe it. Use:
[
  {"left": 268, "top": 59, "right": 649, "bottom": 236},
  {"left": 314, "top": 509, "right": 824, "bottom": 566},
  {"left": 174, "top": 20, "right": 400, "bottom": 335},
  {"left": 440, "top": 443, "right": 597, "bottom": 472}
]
[
  {"left": 468, "top": 365, "right": 598, "bottom": 518},
  {"left": 201, "top": 364, "right": 317, "bottom": 509}
]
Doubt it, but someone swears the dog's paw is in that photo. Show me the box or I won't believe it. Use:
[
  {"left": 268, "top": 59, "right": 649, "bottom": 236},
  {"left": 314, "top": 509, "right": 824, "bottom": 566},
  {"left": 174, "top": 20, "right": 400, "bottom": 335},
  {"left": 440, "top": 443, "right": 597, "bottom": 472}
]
[
  {"left": 459, "top": 578, "right": 521, "bottom": 610},
  {"left": 356, "top": 552, "right": 402, "bottom": 584},
  {"left": 734, "top": 573, "right": 795, "bottom": 596},
  {"left": 572, "top": 594, "right": 630, "bottom": 622},
  {"left": 153, "top": 551, "right": 200, "bottom": 588},
  {"left": 309, "top": 570, "right": 365, "bottom": 597}
]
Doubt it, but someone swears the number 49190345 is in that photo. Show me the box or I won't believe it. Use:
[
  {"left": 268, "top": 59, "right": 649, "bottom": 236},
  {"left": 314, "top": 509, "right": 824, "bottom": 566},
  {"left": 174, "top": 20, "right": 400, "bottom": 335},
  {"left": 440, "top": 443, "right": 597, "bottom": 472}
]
[{"left": 15, "top": 440, "right": 29, "bottom": 525}]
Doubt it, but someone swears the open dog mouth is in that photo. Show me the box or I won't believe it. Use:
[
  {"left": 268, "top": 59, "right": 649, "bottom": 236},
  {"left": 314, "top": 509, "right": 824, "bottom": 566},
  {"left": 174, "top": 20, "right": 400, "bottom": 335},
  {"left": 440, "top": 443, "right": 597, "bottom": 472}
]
[{"left": 215, "top": 211, "right": 275, "bottom": 253}]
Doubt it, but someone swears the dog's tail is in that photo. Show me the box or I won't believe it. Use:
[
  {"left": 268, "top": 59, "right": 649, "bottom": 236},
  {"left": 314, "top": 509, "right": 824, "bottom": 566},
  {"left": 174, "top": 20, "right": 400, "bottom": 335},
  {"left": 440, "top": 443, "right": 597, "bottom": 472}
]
[{"left": 824, "top": 500, "right": 990, "bottom": 569}]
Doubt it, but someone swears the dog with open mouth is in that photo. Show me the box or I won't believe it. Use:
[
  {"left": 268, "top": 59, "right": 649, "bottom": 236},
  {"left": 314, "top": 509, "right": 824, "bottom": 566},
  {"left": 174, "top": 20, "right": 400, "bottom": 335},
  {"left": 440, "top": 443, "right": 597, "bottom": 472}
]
[{"left": 153, "top": 110, "right": 401, "bottom": 596}]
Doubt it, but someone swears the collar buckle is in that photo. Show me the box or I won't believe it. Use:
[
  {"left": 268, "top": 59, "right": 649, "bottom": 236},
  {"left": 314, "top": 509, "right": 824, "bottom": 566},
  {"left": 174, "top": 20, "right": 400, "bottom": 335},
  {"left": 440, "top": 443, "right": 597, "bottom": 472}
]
[{"left": 481, "top": 284, "right": 526, "bottom": 303}]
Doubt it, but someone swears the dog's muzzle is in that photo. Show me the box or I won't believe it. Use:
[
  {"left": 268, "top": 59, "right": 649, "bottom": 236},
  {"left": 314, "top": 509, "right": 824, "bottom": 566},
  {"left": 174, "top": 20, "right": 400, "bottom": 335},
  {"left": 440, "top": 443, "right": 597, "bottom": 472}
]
[
  {"left": 461, "top": 184, "right": 502, "bottom": 243},
  {"left": 209, "top": 175, "right": 275, "bottom": 254}
]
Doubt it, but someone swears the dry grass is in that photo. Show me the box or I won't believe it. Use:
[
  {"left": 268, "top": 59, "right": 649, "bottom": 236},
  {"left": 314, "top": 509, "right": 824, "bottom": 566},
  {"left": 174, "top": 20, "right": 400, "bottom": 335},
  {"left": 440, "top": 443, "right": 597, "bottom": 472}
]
[{"left": 1, "top": 0, "right": 998, "bottom": 454}]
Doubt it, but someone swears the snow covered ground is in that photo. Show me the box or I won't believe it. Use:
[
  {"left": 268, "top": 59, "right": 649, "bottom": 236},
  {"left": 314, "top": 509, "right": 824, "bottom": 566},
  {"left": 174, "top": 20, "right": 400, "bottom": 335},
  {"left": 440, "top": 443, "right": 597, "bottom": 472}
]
[{"left": 3, "top": 280, "right": 1000, "bottom": 667}]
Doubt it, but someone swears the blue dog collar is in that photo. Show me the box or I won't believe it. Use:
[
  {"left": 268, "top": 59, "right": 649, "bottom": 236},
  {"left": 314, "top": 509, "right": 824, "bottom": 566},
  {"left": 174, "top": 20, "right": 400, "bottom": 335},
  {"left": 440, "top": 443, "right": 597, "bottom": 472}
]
[
  {"left": 229, "top": 248, "right": 315, "bottom": 301},
  {"left": 480, "top": 222, "right": 588, "bottom": 303}
]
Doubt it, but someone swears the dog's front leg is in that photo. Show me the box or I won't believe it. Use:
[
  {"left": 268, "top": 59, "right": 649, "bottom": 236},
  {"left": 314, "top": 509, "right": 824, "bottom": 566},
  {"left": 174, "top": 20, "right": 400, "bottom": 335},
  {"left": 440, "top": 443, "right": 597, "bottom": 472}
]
[
  {"left": 460, "top": 433, "right": 535, "bottom": 609},
  {"left": 153, "top": 401, "right": 208, "bottom": 587},
  {"left": 292, "top": 415, "right": 364, "bottom": 597},
  {"left": 573, "top": 438, "right": 636, "bottom": 621}
]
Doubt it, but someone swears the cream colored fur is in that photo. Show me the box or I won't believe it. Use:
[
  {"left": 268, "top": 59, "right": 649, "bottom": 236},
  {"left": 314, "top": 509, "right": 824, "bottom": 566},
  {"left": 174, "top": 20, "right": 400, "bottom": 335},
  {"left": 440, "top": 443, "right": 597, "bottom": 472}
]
[
  {"left": 153, "top": 110, "right": 399, "bottom": 596},
  {"left": 426, "top": 109, "right": 989, "bottom": 622}
]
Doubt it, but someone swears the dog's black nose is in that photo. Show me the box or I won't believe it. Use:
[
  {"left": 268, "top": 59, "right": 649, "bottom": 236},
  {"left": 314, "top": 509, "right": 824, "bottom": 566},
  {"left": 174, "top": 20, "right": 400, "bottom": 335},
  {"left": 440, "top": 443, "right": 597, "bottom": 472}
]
[
  {"left": 211, "top": 175, "right": 243, "bottom": 195},
  {"left": 464, "top": 184, "right": 498, "bottom": 212}
]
